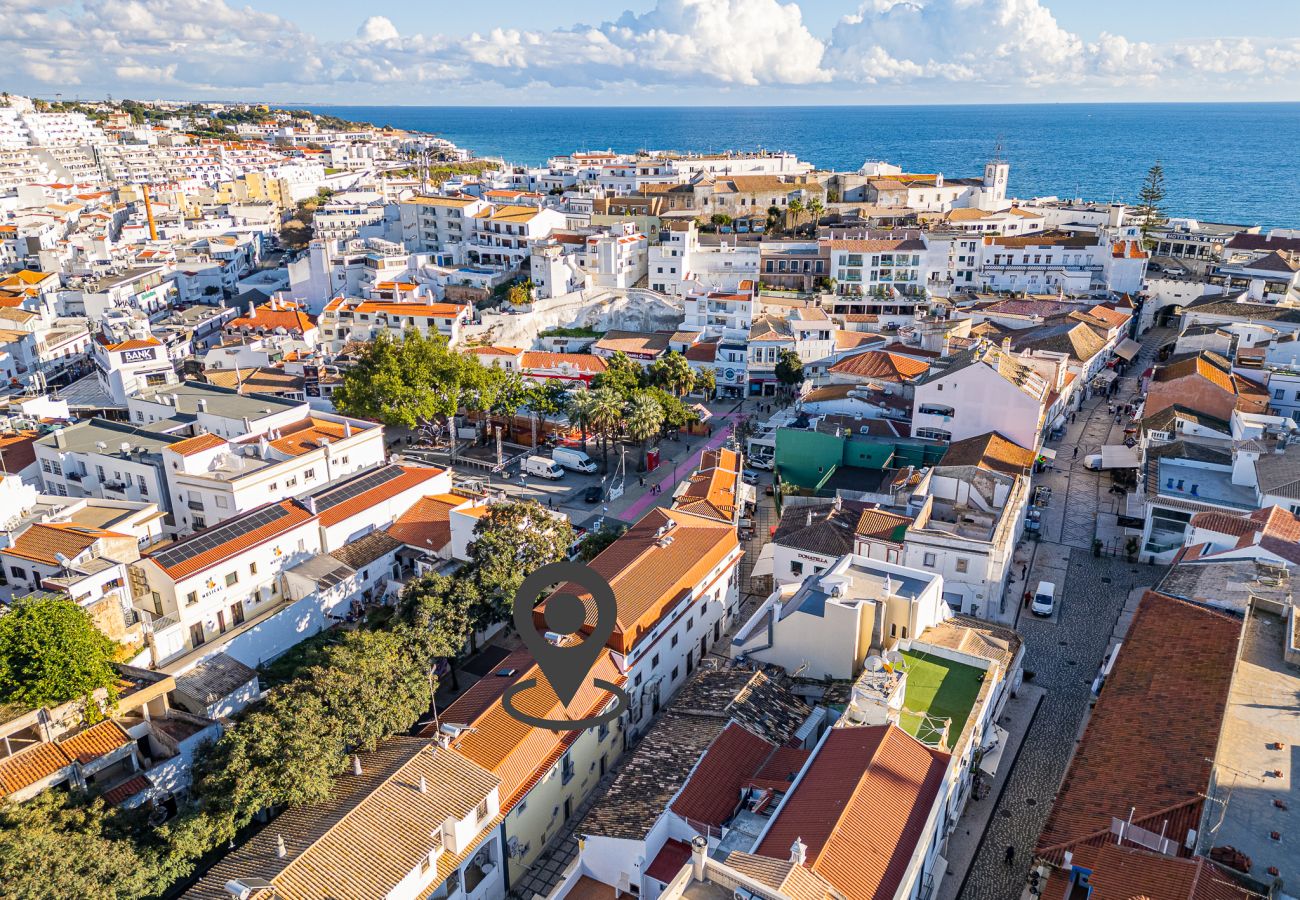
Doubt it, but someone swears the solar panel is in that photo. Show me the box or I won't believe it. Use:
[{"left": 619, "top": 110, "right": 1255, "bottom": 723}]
[
  {"left": 153, "top": 503, "right": 291, "bottom": 570},
  {"left": 312, "top": 465, "right": 404, "bottom": 512}
]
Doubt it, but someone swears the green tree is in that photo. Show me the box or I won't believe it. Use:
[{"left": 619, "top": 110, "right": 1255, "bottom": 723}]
[
  {"left": 643, "top": 386, "right": 698, "bottom": 434},
  {"left": 709, "top": 213, "right": 732, "bottom": 227},
  {"left": 806, "top": 196, "right": 825, "bottom": 230},
  {"left": 649, "top": 350, "right": 695, "bottom": 398},
  {"left": 577, "top": 524, "right": 627, "bottom": 561},
  {"left": 506, "top": 279, "right": 533, "bottom": 307},
  {"left": 0, "top": 596, "right": 119, "bottom": 712},
  {"left": 694, "top": 366, "right": 716, "bottom": 400},
  {"left": 398, "top": 572, "right": 474, "bottom": 661},
  {"left": 785, "top": 197, "right": 803, "bottom": 230},
  {"left": 464, "top": 501, "right": 574, "bottom": 627},
  {"left": 565, "top": 388, "right": 597, "bottom": 447},
  {"left": 624, "top": 391, "right": 666, "bottom": 471},
  {"left": 0, "top": 793, "right": 161, "bottom": 900},
  {"left": 1136, "top": 161, "right": 1167, "bottom": 245},
  {"left": 592, "top": 350, "right": 641, "bottom": 398},
  {"left": 588, "top": 386, "right": 626, "bottom": 472},
  {"left": 775, "top": 349, "right": 805, "bottom": 396}
]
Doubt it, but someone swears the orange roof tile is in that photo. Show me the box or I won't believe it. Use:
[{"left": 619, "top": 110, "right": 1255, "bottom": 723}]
[
  {"left": 351, "top": 301, "right": 468, "bottom": 319},
  {"left": 940, "top": 431, "right": 1037, "bottom": 476},
  {"left": 1039, "top": 843, "right": 1262, "bottom": 900},
  {"left": 519, "top": 351, "right": 607, "bottom": 374},
  {"left": 0, "top": 741, "right": 72, "bottom": 797},
  {"left": 2, "top": 522, "right": 125, "bottom": 565},
  {"left": 670, "top": 722, "right": 778, "bottom": 827},
  {"left": 58, "top": 720, "right": 131, "bottom": 765},
  {"left": 386, "top": 493, "right": 462, "bottom": 551},
  {"left": 169, "top": 432, "right": 227, "bottom": 457},
  {"left": 266, "top": 417, "right": 351, "bottom": 456},
  {"left": 535, "top": 507, "right": 738, "bottom": 655},
  {"left": 1035, "top": 592, "right": 1241, "bottom": 863},
  {"left": 147, "top": 499, "right": 316, "bottom": 579},
  {"left": 757, "top": 726, "right": 948, "bottom": 899},
  {"left": 315, "top": 466, "right": 446, "bottom": 528},
  {"left": 829, "top": 349, "right": 930, "bottom": 382},
  {"left": 228, "top": 302, "right": 315, "bottom": 334}
]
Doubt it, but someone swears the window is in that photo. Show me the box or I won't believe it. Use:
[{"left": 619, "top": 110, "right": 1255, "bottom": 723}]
[
  {"left": 672, "top": 666, "right": 679, "bottom": 681},
  {"left": 216, "top": 495, "right": 229, "bottom": 508},
  {"left": 190, "top": 623, "right": 206, "bottom": 647},
  {"left": 955, "top": 558, "right": 969, "bottom": 573},
  {"left": 561, "top": 753, "right": 575, "bottom": 785},
  {"left": 304, "top": 468, "right": 316, "bottom": 480},
  {"left": 651, "top": 653, "right": 659, "bottom": 669},
  {"left": 671, "top": 633, "right": 678, "bottom": 647},
  {"left": 420, "top": 858, "right": 431, "bottom": 876},
  {"left": 890, "top": 623, "right": 897, "bottom": 637},
  {"left": 8, "top": 566, "right": 25, "bottom": 580},
  {"left": 923, "top": 552, "right": 936, "bottom": 568},
  {"left": 475, "top": 799, "right": 489, "bottom": 822},
  {"left": 225, "top": 572, "right": 239, "bottom": 587},
  {"left": 790, "top": 560, "right": 804, "bottom": 577},
  {"left": 193, "top": 516, "right": 206, "bottom": 529},
  {"left": 186, "top": 590, "right": 198, "bottom": 606},
  {"left": 250, "top": 562, "right": 258, "bottom": 575}
]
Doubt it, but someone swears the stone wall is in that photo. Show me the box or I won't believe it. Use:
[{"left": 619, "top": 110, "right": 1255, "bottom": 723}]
[{"left": 465, "top": 287, "right": 683, "bottom": 348}]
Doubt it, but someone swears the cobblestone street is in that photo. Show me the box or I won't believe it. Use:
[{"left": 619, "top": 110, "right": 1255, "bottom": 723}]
[{"left": 957, "top": 328, "right": 1172, "bottom": 899}]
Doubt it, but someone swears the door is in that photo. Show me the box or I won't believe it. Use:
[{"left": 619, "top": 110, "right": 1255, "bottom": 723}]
[
  {"left": 230, "top": 602, "right": 245, "bottom": 626},
  {"left": 216, "top": 610, "right": 227, "bottom": 634},
  {"left": 599, "top": 754, "right": 607, "bottom": 777},
  {"left": 563, "top": 798, "right": 573, "bottom": 822}
]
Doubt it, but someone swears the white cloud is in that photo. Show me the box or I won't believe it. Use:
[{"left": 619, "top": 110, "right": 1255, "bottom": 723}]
[{"left": 0, "top": 0, "right": 1296, "bottom": 101}]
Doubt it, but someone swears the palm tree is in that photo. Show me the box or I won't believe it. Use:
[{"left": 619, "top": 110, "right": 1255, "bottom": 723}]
[
  {"left": 566, "top": 389, "right": 597, "bottom": 449},
  {"left": 806, "top": 196, "right": 824, "bottom": 231},
  {"left": 588, "top": 387, "right": 624, "bottom": 473},
  {"left": 624, "top": 392, "right": 665, "bottom": 472},
  {"left": 786, "top": 198, "right": 803, "bottom": 231}
]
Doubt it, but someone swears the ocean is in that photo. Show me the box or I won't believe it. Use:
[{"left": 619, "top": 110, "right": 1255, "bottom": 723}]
[{"left": 299, "top": 103, "right": 1300, "bottom": 229}]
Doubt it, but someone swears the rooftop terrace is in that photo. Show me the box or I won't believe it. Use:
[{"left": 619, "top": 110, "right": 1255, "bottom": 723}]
[{"left": 898, "top": 649, "right": 983, "bottom": 750}]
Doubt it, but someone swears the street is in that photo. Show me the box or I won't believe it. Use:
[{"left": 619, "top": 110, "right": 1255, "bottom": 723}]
[{"left": 955, "top": 328, "right": 1171, "bottom": 900}]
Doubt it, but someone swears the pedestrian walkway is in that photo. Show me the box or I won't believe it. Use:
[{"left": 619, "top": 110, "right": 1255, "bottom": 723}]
[{"left": 937, "top": 684, "right": 1047, "bottom": 900}]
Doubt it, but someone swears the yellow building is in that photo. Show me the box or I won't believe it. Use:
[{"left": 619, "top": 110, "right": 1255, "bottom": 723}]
[{"left": 433, "top": 646, "right": 627, "bottom": 889}]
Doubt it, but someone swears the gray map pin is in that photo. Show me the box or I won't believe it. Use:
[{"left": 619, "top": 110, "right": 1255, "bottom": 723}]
[{"left": 512, "top": 560, "right": 617, "bottom": 707}]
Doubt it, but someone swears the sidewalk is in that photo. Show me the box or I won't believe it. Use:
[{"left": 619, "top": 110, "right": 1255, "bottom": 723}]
[{"left": 936, "top": 683, "right": 1047, "bottom": 900}]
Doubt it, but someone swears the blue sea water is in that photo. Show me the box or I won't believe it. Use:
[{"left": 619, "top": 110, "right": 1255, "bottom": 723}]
[{"left": 300, "top": 103, "right": 1300, "bottom": 228}]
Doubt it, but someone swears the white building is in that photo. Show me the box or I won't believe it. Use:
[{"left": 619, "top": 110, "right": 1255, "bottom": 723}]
[{"left": 912, "top": 344, "right": 1050, "bottom": 449}]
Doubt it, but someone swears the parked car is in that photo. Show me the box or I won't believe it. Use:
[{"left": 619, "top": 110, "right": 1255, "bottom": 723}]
[
  {"left": 523, "top": 456, "right": 565, "bottom": 479},
  {"left": 742, "top": 469, "right": 760, "bottom": 485},
  {"left": 749, "top": 455, "right": 774, "bottom": 471},
  {"left": 1083, "top": 453, "right": 1103, "bottom": 470},
  {"left": 1031, "top": 581, "right": 1056, "bottom": 617},
  {"left": 553, "top": 446, "right": 598, "bottom": 473},
  {"left": 583, "top": 484, "right": 604, "bottom": 503}
]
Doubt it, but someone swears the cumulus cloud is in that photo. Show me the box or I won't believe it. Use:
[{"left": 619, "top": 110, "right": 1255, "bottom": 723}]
[{"left": 0, "top": 0, "right": 1296, "bottom": 100}]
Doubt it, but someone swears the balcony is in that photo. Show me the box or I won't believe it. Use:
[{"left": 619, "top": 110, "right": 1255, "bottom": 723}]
[{"left": 186, "top": 499, "right": 204, "bottom": 511}]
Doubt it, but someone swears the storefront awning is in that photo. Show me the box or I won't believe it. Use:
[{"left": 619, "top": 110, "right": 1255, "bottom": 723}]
[
  {"left": 750, "top": 543, "right": 775, "bottom": 578},
  {"left": 1039, "top": 447, "right": 1058, "bottom": 460},
  {"left": 1100, "top": 444, "right": 1142, "bottom": 469},
  {"left": 1114, "top": 338, "right": 1142, "bottom": 361},
  {"left": 1093, "top": 369, "right": 1119, "bottom": 385},
  {"left": 978, "top": 724, "right": 1011, "bottom": 777}
]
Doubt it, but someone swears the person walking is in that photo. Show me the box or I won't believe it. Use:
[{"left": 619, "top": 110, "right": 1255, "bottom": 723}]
[
  {"left": 1022, "top": 589, "right": 1031, "bottom": 608},
  {"left": 1005, "top": 845, "right": 1016, "bottom": 867},
  {"left": 1073, "top": 446, "right": 1079, "bottom": 459}
]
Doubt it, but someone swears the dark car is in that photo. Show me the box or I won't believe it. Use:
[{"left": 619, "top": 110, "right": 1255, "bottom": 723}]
[{"left": 583, "top": 484, "right": 604, "bottom": 503}]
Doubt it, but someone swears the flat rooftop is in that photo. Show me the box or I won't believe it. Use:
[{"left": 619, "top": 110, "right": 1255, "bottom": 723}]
[
  {"left": 1157, "top": 458, "right": 1258, "bottom": 510},
  {"left": 1205, "top": 608, "right": 1300, "bottom": 888},
  {"left": 898, "top": 649, "right": 983, "bottom": 750}
]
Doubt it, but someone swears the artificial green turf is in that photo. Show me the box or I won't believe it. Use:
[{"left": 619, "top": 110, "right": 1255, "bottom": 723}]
[{"left": 897, "top": 650, "right": 983, "bottom": 750}]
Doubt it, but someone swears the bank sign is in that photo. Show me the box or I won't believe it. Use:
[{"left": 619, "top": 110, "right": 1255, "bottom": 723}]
[{"left": 122, "top": 347, "right": 157, "bottom": 364}]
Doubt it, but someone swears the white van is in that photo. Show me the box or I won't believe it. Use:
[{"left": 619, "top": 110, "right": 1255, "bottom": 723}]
[
  {"left": 552, "top": 446, "right": 598, "bottom": 473},
  {"left": 524, "top": 456, "right": 565, "bottom": 479},
  {"left": 1031, "top": 581, "right": 1056, "bottom": 617}
]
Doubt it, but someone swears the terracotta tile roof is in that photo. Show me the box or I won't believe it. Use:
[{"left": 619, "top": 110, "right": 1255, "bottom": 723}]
[
  {"left": 436, "top": 647, "right": 625, "bottom": 812},
  {"left": 827, "top": 238, "right": 925, "bottom": 252},
  {"left": 1039, "top": 843, "right": 1263, "bottom": 900},
  {"left": 99, "top": 337, "right": 161, "bottom": 352},
  {"left": 1153, "top": 354, "right": 1236, "bottom": 395},
  {"left": 673, "top": 451, "right": 742, "bottom": 523},
  {"left": 351, "top": 300, "right": 468, "bottom": 318},
  {"left": 988, "top": 230, "right": 1097, "bottom": 249},
  {"left": 756, "top": 725, "right": 948, "bottom": 899},
  {"left": 833, "top": 330, "right": 884, "bottom": 352},
  {"left": 644, "top": 839, "right": 693, "bottom": 884},
  {"left": 147, "top": 499, "right": 316, "bottom": 580},
  {"left": 0, "top": 430, "right": 39, "bottom": 474},
  {"left": 854, "top": 508, "right": 912, "bottom": 543},
  {"left": 204, "top": 366, "right": 303, "bottom": 396},
  {"left": 563, "top": 876, "right": 619, "bottom": 900},
  {"left": 267, "top": 417, "right": 351, "bottom": 456},
  {"left": 2, "top": 522, "right": 124, "bottom": 565},
  {"left": 1035, "top": 592, "right": 1242, "bottom": 863},
  {"left": 465, "top": 345, "right": 524, "bottom": 357},
  {"left": 386, "top": 493, "right": 463, "bottom": 551},
  {"left": 519, "top": 351, "right": 607, "bottom": 374},
  {"left": 829, "top": 349, "right": 929, "bottom": 382},
  {"left": 58, "top": 720, "right": 131, "bottom": 765},
  {"left": 1190, "top": 510, "right": 1262, "bottom": 538},
  {"left": 536, "top": 507, "right": 738, "bottom": 655},
  {"left": 101, "top": 773, "right": 151, "bottom": 805},
  {"left": 168, "top": 432, "right": 227, "bottom": 457},
  {"left": 684, "top": 340, "right": 719, "bottom": 362},
  {"left": 670, "top": 722, "right": 778, "bottom": 827},
  {"left": 918, "top": 615, "right": 1023, "bottom": 673},
  {"left": 184, "top": 737, "right": 500, "bottom": 900},
  {"left": 773, "top": 500, "right": 859, "bottom": 558},
  {"left": 1087, "top": 304, "right": 1131, "bottom": 328},
  {"left": 329, "top": 529, "right": 401, "bottom": 569},
  {"left": 940, "top": 431, "right": 1036, "bottom": 476},
  {"left": 314, "top": 465, "right": 446, "bottom": 528},
  {"left": 725, "top": 853, "right": 836, "bottom": 900},
  {"left": 750, "top": 745, "right": 811, "bottom": 791},
  {"left": 593, "top": 330, "right": 670, "bottom": 357},
  {"left": 0, "top": 741, "right": 72, "bottom": 797}
]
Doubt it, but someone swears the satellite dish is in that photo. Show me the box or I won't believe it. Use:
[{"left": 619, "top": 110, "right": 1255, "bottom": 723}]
[
  {"left": 885, "top": 649, "right": 905, "bottom": 666},
  {"left": 54, "top": 552, "right": 71, "bottom": 566},
  {"left": 864, "top": 655, "right": 884, "bottom": 673}
]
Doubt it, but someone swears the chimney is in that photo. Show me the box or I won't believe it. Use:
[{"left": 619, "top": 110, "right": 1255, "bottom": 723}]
[
  {"left": 343, "top": 420, "right": 352, "bottom": 438},
  {"left": 53, "top": 429, "right": 66, "bottom": 449},
  {"left": 197, "top": 398, "right": 208, "bottom": 413},
  {"left": 352, "top": 754, "right": 362, "bottom": 776},
  {"left": 790, "top": 838, "right": 807, "bottom": 866},
  {"left": 1001, "top": 337, "right": 1011, "bottom": 353},
  {"left": 276, "top": 835, "right": 286, "bottom": 858},
  {"left": 806, "top": 509, "right": 813, "bottom": 527},
  {"left": 304, "top": 495, "right": 318, "bottom": 515},
  {"left": 418, "top": 776, "right": 428, "bottom": 794},
  {"left": 690, "top": 836, "right": 708, "bottom": 881}
]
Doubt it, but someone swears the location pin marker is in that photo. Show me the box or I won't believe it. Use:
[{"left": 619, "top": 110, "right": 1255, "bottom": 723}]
[{"left": 504, "top": 561, "right": 628, "bottom": 731}]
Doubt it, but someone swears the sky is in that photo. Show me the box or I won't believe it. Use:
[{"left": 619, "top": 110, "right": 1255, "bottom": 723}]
[{"left": 3, "top": 0, "right": 1299, "bottom": 105}]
